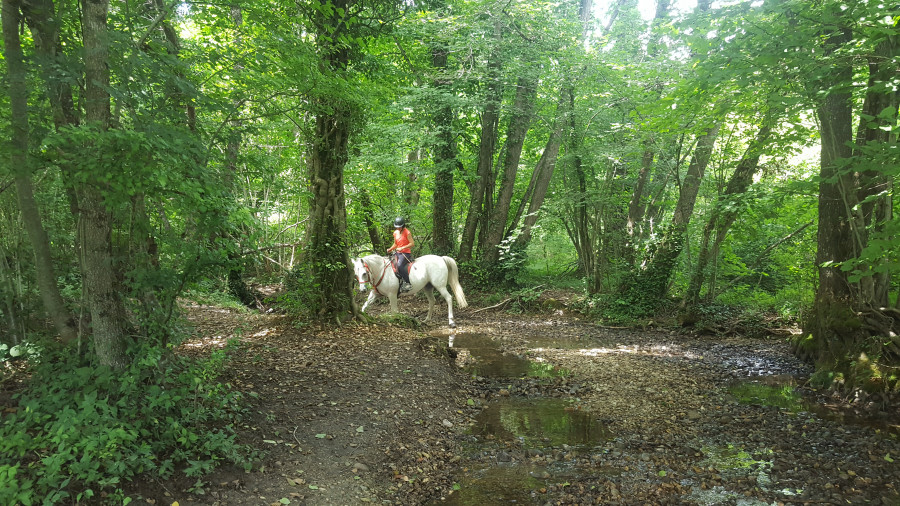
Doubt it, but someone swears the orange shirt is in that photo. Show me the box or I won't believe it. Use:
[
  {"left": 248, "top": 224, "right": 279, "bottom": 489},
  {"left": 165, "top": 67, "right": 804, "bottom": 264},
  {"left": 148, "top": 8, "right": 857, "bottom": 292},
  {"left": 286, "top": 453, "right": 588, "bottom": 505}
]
[{"left": 392, "top": 228, "right": 413, "bottom": 254}]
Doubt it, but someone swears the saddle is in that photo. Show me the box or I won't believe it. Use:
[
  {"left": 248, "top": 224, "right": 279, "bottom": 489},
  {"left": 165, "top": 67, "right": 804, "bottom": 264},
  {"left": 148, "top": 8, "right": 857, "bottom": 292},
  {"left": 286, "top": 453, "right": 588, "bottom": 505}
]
[{"left": 390, "top": 253, "right": 414, "bottom": 280}]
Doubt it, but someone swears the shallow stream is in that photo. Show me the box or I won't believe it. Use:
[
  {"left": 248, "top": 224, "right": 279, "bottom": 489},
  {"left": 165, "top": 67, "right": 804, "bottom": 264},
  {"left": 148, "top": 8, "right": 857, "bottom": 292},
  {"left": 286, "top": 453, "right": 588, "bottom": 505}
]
[{"left": 432, "top": 328, "right": 898, "bottom": 504}]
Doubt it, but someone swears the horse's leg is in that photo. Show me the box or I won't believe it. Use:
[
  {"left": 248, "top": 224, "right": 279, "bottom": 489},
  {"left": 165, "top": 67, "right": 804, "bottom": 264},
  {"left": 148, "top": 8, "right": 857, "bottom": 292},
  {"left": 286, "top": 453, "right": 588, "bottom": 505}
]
[
  {"left": 435, "top": 286, "right": 455, "bottom": 328},
  {"left": 361, "top": 290, "right": 378, "bottom": 313},
  {"left": 387, "top": 290, "right": 400, "bottom": 313},
  {"left": 423, "top": 286, "right": 435, "bottom": 322}
]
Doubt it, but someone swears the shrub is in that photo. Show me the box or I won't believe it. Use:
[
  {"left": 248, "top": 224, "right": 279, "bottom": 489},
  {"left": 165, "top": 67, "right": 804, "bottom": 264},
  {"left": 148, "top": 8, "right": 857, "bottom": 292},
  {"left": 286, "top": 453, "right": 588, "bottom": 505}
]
[{"left": 0, "top": 342, "right": 255, "bottom": 504}]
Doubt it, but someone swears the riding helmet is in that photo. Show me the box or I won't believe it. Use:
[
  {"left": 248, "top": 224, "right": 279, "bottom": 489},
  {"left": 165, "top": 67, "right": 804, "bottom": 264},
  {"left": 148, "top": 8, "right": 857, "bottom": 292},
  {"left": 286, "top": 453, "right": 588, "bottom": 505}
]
[{"left": 394, "top": 217, "right": 406, "bottom": 228}]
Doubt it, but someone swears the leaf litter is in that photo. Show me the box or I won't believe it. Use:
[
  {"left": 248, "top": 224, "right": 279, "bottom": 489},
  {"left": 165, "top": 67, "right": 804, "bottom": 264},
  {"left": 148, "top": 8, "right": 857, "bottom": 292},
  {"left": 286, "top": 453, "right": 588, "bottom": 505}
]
[{"left": 126, "top": 292, "right": 900, "bottom": 505}]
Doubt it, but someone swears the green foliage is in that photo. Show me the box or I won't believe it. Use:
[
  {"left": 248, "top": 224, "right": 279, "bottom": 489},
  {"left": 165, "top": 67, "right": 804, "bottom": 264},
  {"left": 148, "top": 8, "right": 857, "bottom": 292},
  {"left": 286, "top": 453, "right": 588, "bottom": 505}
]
[
  {"left": 183, "top": 279, "right": 251, "bottom": 313},
  {"left": 457, "top": 260, "right": 494, "bottom": 290},
  {"left": 728, "top": 382, "right": 804, "bottom": 411},
  {"left": 0, "top": 342, "right": 43, "bottom": 363},
  {"left": 375, "top": 313, "right": 421, "bottom": 329},
  {"left": 281, "top": 262, "right": 322, "bottom": 319},
  {"left": 505, "top": 286, "right": 545, "bottom": 314},
  {"left": 809, "top": 369, "right": 840, "bottom": 390},
  {"left": 0, "top": 343, "right": 256, "bottom": 504},
  {"left": 574, "top": 291, "right": 671, "bottom": 327}
]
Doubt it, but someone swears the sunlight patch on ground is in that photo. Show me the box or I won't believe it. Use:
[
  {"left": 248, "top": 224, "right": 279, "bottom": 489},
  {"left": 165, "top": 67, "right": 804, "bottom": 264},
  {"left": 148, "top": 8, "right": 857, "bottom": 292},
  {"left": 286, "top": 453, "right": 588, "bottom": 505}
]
[
  {"left": 529, "top": 344, "right": 704, "bottom": 360},
  {"left": 183, "top": 337, "right": 230, "bottom": 348}
]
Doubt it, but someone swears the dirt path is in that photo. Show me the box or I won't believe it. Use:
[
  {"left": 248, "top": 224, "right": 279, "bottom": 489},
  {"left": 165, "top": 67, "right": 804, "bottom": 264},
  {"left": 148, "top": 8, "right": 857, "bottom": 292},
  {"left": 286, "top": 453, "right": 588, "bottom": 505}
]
[{"left": 128, "top": 295, "right": 900, "bottom": 505}]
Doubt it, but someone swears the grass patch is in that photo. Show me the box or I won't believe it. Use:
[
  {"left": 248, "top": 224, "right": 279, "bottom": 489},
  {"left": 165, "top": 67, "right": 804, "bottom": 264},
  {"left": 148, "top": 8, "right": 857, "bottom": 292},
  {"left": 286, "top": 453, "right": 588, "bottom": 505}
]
[{"left": 728, "top": 382, "right": 804, "bottom": 411}]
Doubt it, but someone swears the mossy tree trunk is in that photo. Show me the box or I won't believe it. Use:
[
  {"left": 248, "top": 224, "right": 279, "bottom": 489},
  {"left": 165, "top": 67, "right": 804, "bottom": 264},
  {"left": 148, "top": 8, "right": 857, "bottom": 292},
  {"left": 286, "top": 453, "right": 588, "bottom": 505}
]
[
  {"left": 430, "top": 43, "right": 457, "bottom": 257},
  {"left": 683, "top": 110, "right": 775, "bottom": 317},
  {"left": 799, "top": 25, "right": 864, "bottom": 363},
  {"left": 621, "top": 123, "right": 720, "bottom": 311},
  {"left": 2, "top": 0, "right": 78, "bottom": 344},
  {"left": 481, "top": 74, "right": 537, "bottom": 266},
  {"left": 81, "top": 0, "right": 130, "bottom": 368},
  {"left": 303, "top": 0, "right": 357, "bottom": 320}
]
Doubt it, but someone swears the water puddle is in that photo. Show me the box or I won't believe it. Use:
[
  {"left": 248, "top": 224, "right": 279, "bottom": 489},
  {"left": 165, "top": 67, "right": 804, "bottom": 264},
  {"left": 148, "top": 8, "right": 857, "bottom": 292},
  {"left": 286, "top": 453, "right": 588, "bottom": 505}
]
[
  {"left": 433, "top": 464, "right": 546, "bottom": 505},
  {"left": 447, "top": 333, "right": 570, "bottom": 378},
  {"left": 700, "top": 444, "right": 773, "bottom": 472},
  {"left": 687, "top": 486, "right": 781, "bottom": 506},
  {"left": 471, "top": 398, "right": 609, "bottom": 447},
  {"left": 520, "top": 333, "right": 593, "bottom": 350},
  {"left": 729, "top": 379, "right": 900, "bottom": 434}
]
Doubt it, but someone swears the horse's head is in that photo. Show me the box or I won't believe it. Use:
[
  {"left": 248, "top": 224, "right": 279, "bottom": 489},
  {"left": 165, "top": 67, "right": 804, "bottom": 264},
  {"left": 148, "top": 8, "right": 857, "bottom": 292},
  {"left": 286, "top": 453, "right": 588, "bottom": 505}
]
[{"left": 351, "top": 258, "right": 369, "bottom": 292}]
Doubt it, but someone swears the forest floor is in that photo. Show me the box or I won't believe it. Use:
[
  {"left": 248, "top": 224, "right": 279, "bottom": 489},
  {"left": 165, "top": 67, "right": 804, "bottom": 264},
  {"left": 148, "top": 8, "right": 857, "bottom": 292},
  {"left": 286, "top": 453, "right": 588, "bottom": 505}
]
[{"left": 127, "top": 289, "right": 900, "bottom": 506}]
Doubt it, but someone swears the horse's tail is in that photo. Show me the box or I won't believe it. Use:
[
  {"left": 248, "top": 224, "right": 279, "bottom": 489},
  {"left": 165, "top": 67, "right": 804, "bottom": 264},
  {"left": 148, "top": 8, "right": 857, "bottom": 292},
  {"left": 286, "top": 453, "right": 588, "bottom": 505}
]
[{"left": 443, "top": 256, "right": 468, "bottom": 309}]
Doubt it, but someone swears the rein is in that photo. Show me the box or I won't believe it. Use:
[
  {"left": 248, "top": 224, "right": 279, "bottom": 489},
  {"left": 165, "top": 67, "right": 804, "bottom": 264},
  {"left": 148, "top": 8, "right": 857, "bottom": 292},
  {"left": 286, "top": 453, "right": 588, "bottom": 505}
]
[{"left": 360, "top": 257, "right": 390, "bottom": 295}]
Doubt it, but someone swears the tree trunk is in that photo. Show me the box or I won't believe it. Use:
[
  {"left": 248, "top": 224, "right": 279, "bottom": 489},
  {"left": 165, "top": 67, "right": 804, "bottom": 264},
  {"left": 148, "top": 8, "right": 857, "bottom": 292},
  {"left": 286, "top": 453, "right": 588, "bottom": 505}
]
[
  {"left": 566, "top": 88, "right": 599, "bottom": 290},
  {"left": 852, "top": 37, "right": 898, "bottom": 307},
  {"left": 21, "top": 0, "right": 80, "bottom": 128},
  {"left": 404, "top": 150, "right": 421, "bottom": 207},
  {"left": 482, "top": 75, "right": 537, "bottom": 265},
  {"left": 359, "top": 189, "right": 384, "bottom": 252},
  {"left": 625, "top": 122, "right": 720, "bottom": 307},
  {"left": 512, "top": 107, "right": 565, "bottom": 252},
  {"left": 2, "top": 0, "right": 78, "bottom": 344},
  {"left": 683, "top": 112, "right": 774, "bottom": 310},
  {"left": 627, "top": 143, "right": 654, "bottom": 241},
  {"left": 305, "top": 4, "right": 356, "bottom": 320},
  {"left": 307, "top": 101, "right": 355, "bottom": 318},
  {"left": 459, "top": 27, "right": 502, "bottom": 262},
  {"left": 430, "top": 44, "right": 457, "bottom": 256},
  {"left": 0, "top": 243, "right": 24, "bottom": 345},
  {"left": 801, "top": 26, "right": 862, "bottom": 362},
  {"left": 81, "top": 0, "right": 130, "bottom": 369},
  {"left": 222, "top": 5, "right": 256, "bottom": 307},
  {"left": 21, "top": 0, "right": 83, "bottom": 232}
]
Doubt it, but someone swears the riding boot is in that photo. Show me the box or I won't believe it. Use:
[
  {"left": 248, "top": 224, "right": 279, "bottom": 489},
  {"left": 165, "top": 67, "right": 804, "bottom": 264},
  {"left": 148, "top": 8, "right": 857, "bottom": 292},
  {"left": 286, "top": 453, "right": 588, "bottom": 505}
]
[{"left": 400, "top": 281, "right": 412, "bottom": 293}]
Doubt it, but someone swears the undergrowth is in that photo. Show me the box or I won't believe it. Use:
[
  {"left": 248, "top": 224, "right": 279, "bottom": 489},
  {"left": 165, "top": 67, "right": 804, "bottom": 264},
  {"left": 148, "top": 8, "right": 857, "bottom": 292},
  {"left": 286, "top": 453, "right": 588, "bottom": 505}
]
[{"left": 0, "top": 341, "right": 256, "bottom": 504}]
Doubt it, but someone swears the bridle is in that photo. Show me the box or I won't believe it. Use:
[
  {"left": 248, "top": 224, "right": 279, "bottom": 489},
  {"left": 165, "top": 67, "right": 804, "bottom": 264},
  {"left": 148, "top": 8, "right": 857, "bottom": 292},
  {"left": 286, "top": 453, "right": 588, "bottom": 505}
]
[{"left": 356, "top": 257, "right": 390, "bottom": 295}]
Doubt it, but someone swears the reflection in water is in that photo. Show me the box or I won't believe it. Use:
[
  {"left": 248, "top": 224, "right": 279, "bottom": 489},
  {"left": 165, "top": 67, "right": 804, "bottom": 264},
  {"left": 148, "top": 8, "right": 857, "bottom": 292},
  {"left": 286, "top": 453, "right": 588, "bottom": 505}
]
[
  {"left": 472, "top": 398, "right": 609, "bottom": 447},
  {"left": 730, "top": 379, "right": 900, "bottom": 435},
  {"left": 449, "top": 333, "right": 570, "bottom": 378},
  {"left": 435, "top": 465, "right": 543, "bottom": 505}
]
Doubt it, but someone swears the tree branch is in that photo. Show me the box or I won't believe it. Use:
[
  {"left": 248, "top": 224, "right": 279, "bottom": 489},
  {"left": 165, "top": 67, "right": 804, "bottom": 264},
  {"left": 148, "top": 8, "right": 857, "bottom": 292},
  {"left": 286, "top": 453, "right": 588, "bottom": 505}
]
[
  {"left": 136, "top": 0, "right": 178, "bottom": 49},
  {"left": 716, "top": 221, "right": 814, "bottom": 296}
]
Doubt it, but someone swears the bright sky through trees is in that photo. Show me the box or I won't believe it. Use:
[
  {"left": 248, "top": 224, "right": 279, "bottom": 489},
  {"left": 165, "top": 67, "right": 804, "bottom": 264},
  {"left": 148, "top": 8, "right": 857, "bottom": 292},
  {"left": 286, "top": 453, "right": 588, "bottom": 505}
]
[{"left": 595, "top": 0, "right": 700, "bottom": 22}]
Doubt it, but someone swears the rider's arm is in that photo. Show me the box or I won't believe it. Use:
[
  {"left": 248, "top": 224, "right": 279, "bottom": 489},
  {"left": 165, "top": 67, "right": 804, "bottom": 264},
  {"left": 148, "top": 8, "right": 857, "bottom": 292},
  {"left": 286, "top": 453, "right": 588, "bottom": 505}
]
[{"left": 387, "top": 230, "right": 398, "bottom": 252}]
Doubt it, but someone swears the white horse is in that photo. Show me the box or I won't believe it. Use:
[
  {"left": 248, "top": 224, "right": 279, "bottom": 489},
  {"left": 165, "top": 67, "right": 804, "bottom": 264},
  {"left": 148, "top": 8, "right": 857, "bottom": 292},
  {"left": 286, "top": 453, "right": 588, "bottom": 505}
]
[{"left": 352, "top": 254, "right": 468, "bottom": 328}]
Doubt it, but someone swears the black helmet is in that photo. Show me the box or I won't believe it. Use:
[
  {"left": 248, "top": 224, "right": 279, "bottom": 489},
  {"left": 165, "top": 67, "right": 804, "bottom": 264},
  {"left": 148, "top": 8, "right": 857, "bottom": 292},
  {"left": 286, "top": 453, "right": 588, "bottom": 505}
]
[{"left": 394, "top": 217, "right": 406, "bottom": 228}]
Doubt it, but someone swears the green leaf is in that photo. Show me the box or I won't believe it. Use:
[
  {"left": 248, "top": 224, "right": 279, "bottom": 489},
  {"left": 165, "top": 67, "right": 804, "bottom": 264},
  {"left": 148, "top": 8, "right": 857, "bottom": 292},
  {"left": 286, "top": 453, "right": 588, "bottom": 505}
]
[
  {"left": 279, "top": 499, "right": 290, "bottom": 505},
  {"left": 885, "top": 454, "right": 894, "bottom": 463},
  {"left": 309, "top": 485, "right": 319, "bottom": 490},
  {"left": 658, "top": 470, "right": 667, "bottom": 477},
  {"left": 356, "top": 426, "right": 364, "bottom": 433},
  {"left": 315, "top": 433, "right": 326, "bottom": 438}
]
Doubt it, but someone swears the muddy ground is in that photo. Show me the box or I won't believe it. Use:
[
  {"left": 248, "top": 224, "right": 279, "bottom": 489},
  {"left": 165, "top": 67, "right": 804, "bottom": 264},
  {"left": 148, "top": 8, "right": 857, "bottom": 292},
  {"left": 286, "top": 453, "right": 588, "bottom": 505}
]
[{"left": 127, "top": 291, "right": 900, "bottom": 506}]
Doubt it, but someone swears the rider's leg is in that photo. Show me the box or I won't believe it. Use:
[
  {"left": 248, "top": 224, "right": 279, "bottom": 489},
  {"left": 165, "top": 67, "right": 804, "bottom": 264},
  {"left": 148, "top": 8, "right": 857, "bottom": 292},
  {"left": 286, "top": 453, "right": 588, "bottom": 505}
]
[
  {"left": 397, "top": 254, "right": 411, "bottom": 283},
  {"left": 397, "top": 254, "right": 412, "bottom": 290}
]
